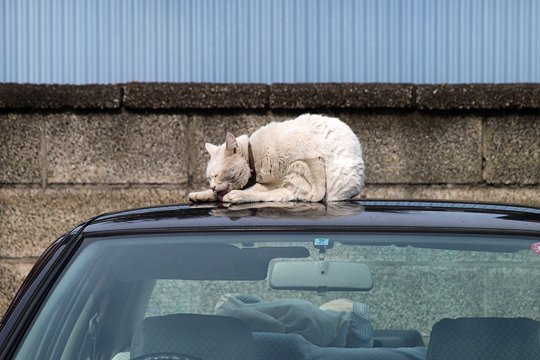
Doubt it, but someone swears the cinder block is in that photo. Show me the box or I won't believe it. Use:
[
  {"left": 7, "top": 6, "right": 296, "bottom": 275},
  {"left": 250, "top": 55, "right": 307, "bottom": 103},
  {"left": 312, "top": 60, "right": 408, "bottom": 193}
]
[
  {"left": 0, "top": 260, "right": 34, "bottom": 318},
  {"left": 485, "top": 267, "right": 540, "bottom": 320},
  {"left": 361, "top": 185, "right": 540, "bottom": 207},
  {"left": 0, "top": 84, "right": 121, "bottom": 109},
  {"left": 484, "top": 115, "right": 540, "bottom": 185},
  {"left": 409, "top": 245, "right": 540, "bottom": 266},
  {"left": 331, "top": 242, "right": 409, "bottom": 262},
  {"left": 417, "top": 84, "right": 540, "bottom": 110},
  {"left": 0, "top": 187, "right": 187, "bottom": 258},
  {"left": 342, "top": 113, "right": 483, "bottom": 184},
  {"left": 0, "top": 114, "right": 42, "bottom": 184},
  {"left": 291, "top": 264, "right": 485, "bottom": 338},
  {"left": 124, "top": 83, "right": 269, "bottom": 110},
  {"left": 270, "top": 84, "right": 413, "bottom": 109},
  {"left": 359, "top": 265, "right": 485, "bottom": 337},
  {"left": 46, "top": 113, "right": 189, "bottom": 184}
]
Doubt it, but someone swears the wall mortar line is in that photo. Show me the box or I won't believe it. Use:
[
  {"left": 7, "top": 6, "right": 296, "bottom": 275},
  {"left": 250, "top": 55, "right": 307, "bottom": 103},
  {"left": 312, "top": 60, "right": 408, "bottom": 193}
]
[
  {"left": 481, "top": 116, "right": 487, "bottom": 184},
  {"left": 185, "top": 115, "right": 193, "bottom": 191},
  {"left": 40, "top": 121, "right": 48, "bottom": 189}
]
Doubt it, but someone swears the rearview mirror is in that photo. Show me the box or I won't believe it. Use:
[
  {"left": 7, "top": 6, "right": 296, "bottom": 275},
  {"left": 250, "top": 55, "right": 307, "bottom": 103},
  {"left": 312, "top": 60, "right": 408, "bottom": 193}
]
[{"left": 269, "top": 261, "right": 373, "bottom": 291}]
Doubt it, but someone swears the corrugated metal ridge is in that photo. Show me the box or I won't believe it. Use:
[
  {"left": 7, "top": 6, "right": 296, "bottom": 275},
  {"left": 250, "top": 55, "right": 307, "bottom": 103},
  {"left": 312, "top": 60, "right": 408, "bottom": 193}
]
[{"left": 1, "top": 0, "right": 539, "bottom": 84}]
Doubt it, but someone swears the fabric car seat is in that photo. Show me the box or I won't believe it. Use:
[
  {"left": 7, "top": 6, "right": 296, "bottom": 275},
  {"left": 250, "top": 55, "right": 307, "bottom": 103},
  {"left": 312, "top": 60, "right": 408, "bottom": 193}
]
[
  {"left": 373, "top": 330, "right": 425, "bottom": 348},
  {"left": 253, "top": 332, "right": 427, "bottom": 360},
  {"left": 427, "top": 317, "right": 540, "bottom": 360},
  {"left": 130, "top": 314, "right": 257, "bottom": 360}
]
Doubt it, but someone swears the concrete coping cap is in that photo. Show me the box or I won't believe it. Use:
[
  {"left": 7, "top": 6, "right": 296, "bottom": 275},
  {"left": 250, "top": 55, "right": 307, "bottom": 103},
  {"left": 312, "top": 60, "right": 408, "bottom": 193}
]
[{"left": 0, "top": 83, "right": 539, "bottom": 110}]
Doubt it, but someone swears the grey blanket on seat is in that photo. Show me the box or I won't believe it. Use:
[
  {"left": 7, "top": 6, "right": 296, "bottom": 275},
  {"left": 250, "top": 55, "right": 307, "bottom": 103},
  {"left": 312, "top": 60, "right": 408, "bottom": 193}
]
[{"left": 214, "top": 294, "right": 373, "bottom": 347}]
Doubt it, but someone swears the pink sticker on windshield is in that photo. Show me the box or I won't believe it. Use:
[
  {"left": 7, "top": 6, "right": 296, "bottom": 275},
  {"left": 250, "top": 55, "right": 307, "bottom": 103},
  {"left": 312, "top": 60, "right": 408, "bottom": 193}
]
[{"left": 532, "top": 242, "right": 540, "bottom": 256}]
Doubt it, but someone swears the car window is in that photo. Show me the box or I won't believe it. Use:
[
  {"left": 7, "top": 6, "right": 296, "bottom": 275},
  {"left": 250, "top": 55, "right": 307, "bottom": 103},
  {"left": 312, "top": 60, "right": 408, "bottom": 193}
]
[{"left": 14, "top": 233, "right": 540, "bottom": 360}]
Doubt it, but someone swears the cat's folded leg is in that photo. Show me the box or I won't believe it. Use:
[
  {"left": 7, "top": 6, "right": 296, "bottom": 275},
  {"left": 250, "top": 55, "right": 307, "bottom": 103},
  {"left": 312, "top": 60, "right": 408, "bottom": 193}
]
[
  {"left": 223, "top": 187, "right": 294, "bottom": 203},
  {"left": 282, "top": 157, "right": 326, "bottom": 202},
  {"left": 220, "top": 183, "right": 271, "bottom": 203},
  {"left": 223, "top": 158, "right": 326, "bottom": 203},
  {"left": 188, "top": 189, "right": 218, "bottom": 202}
]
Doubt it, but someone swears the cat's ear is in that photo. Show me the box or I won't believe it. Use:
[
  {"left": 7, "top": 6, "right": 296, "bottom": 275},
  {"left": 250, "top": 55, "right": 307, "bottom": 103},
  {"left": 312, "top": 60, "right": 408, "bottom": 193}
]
[
  {"left": 205, "top": 143, "right": 218, "bottom": 157},
  {"left": 225, "top": 132, "right": 239, "bottom": 155}
]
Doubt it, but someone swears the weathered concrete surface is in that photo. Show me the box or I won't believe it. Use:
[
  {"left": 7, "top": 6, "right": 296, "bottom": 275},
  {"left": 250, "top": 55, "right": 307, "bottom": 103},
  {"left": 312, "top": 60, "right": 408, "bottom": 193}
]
[
  {"left": 0, "top": 84, "right": 121, "bottom": 109},
  {"left": 0, "top": 187, "right": 187, "bottom": 258},
  {"left": 0, "top": 114, "right": 42, "bottom": 184},
  {"left": 360, "top": 185, "right": 540, "bottom": 206},
  {"left": 484, "top": 115, "right": 540, "bottom": 185},
  {"left": 417, "top": 84, "right": 540, "bottom": 110},
  {"left": 1, "top": 83, "right": 539, "bottom": 110},
  {"left": 270, "top": 83, "right": 413, "bottom": 109},
  {"left": 0, "top": 260, "right": 34, "bottom": 318},
  {"left": 46, "top": 114, "right": 190, "bottom": 184},
  {"left": 124, "top": 83, "right": 269, "bottom": 109},
  {"left": 361, "top": 265, "right": 485, "bottom": 336},
  {"left": 486, "top": 267, "right": 540, "bottom": 318},
  {"left": 342, "top": 112, "right": 483, "bottom": 184}
]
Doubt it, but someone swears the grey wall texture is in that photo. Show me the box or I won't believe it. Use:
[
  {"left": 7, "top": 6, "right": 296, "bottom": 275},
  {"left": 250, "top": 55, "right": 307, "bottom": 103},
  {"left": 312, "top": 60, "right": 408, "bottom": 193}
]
[{"left": 1, "top": 83, "right": 540, "bottom": 318}]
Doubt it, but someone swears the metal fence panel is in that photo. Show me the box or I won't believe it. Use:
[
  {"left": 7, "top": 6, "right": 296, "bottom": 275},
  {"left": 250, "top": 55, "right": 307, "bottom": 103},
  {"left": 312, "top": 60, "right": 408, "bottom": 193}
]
[{"left": 1, "top": 0, "right": 538, "bottom": 84}]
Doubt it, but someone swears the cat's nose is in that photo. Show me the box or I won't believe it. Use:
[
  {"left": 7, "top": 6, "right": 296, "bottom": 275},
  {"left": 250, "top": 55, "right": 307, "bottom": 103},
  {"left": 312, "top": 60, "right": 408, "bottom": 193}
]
[{"left": 211, "top": 185, "right": 216, "bottom": 191}]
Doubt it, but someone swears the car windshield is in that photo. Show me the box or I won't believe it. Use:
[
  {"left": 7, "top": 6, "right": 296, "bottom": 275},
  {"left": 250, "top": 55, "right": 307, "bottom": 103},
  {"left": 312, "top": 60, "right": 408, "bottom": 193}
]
[{"left": 15, "top": 232, "right": 540, "bottom": 360}]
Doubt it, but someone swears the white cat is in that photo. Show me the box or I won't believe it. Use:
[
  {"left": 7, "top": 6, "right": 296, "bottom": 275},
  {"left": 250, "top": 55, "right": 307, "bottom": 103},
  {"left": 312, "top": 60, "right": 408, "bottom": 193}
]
[{"left": 188, "top": 114, "right": 364, "bottom": 204}]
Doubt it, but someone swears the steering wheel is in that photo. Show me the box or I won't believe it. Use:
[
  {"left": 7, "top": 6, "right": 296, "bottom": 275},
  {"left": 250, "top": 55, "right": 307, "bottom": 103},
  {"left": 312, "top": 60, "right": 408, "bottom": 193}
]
[{"left": 130, "top": 352, "right": 203, "bottom": 360}]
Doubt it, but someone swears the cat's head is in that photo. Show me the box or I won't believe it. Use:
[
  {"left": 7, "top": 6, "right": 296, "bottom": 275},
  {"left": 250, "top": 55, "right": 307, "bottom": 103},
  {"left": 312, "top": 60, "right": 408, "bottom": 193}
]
[{"left": 204, "top": 133, "right": 251, "bottom": 200}]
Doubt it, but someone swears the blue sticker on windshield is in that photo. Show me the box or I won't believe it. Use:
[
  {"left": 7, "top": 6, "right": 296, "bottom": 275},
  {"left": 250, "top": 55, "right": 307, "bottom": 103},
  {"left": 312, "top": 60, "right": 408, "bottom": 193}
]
[{"left": 314, "top": 238, "right": 330, "bottom": 246}]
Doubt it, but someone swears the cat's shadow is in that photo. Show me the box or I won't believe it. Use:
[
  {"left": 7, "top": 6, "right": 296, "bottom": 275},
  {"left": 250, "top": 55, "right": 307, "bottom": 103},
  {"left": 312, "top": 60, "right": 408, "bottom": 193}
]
[{"left": 208, "top": 201, "right": 364, "bottom": 221}]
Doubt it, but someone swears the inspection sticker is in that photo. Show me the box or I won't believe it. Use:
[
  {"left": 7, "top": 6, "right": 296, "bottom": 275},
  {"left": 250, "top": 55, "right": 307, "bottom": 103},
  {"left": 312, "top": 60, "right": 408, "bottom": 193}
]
[{"left": 532, "top": 242, "right": 540, "bottom": 256}]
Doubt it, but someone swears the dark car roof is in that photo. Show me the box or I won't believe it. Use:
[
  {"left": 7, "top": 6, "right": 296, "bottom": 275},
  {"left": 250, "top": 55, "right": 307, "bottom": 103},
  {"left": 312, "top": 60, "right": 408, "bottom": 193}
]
[{"left": 81, "top": 200, "right": 540, "bottom": 237}]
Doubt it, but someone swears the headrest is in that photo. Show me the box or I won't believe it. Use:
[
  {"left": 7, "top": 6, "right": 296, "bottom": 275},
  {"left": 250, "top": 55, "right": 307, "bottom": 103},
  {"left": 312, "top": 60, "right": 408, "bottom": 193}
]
[
  {"left": 130, "top": 314, "right": 257, "bottom": 360},
  {"left": 427, "top": 317, "right": 540, "bottom": 360}
]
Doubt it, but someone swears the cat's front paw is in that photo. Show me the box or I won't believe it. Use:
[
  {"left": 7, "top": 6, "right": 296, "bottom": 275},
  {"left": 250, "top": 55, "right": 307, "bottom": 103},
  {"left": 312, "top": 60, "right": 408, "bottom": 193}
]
[
  {"left": 222, "top": 190, "right": 251, "bottom": 204},
  {"left": 188, "top": 190, "right": 217, "bottom": 203}
]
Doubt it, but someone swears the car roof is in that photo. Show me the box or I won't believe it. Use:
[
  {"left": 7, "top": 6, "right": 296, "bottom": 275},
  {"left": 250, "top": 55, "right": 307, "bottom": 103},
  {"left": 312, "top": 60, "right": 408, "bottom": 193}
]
[{"left": 81, "top": 200, "right": 540, "bottom": 237}]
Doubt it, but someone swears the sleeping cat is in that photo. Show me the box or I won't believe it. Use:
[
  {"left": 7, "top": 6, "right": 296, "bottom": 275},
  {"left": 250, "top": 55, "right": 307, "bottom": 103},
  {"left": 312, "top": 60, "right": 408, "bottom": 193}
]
[{"left": 188, "top": 114, "right": 364, "bottom": 204}]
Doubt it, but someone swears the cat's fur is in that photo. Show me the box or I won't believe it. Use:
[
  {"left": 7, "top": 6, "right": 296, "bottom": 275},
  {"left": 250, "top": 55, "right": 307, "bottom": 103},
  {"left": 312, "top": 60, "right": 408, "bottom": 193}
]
[{"left": 188, "top": 114, "right": 364, "bottom": 204}]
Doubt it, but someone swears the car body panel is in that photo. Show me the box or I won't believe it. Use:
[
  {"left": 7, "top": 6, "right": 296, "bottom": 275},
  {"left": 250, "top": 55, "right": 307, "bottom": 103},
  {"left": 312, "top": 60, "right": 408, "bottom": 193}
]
[
  {"left": 1, "top": 200, "right": 539, "bottom": 359},
  {"left": 83, "top": 201, "right": 540, "bottom": 237}
]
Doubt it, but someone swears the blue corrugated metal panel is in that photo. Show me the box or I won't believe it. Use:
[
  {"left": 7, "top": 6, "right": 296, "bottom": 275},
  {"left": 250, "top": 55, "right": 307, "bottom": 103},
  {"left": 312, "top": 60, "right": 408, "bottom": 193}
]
[{"left": 1, "top": 0, "right": 539, "bottom": 84}]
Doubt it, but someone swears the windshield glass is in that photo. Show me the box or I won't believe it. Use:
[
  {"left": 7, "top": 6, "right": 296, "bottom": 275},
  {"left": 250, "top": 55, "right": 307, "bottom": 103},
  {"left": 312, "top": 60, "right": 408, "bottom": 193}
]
[{"left": 15, "top": 233, "right": 540, "bottom": 360}]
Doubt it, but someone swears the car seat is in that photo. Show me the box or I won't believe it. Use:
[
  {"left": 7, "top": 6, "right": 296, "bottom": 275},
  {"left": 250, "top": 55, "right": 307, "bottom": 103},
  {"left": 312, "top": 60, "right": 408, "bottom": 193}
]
[
  {"left": 427, "top": 317, "right": 540, "bottom": 360},
  {"left": 129, "top": 314, "right": 257, "bottom": 360},
  {"left": 373, "top": 330, "right": 425, "bottom": 348},
  {"left": 253, "top": 332, "right": 426, "bottom": 360}
]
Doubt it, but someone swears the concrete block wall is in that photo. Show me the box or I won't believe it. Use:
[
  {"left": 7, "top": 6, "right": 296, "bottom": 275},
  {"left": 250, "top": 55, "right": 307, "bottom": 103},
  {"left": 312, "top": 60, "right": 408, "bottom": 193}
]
[{"left": 1, "top": 83, "right": 540, "bottom": 318}]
